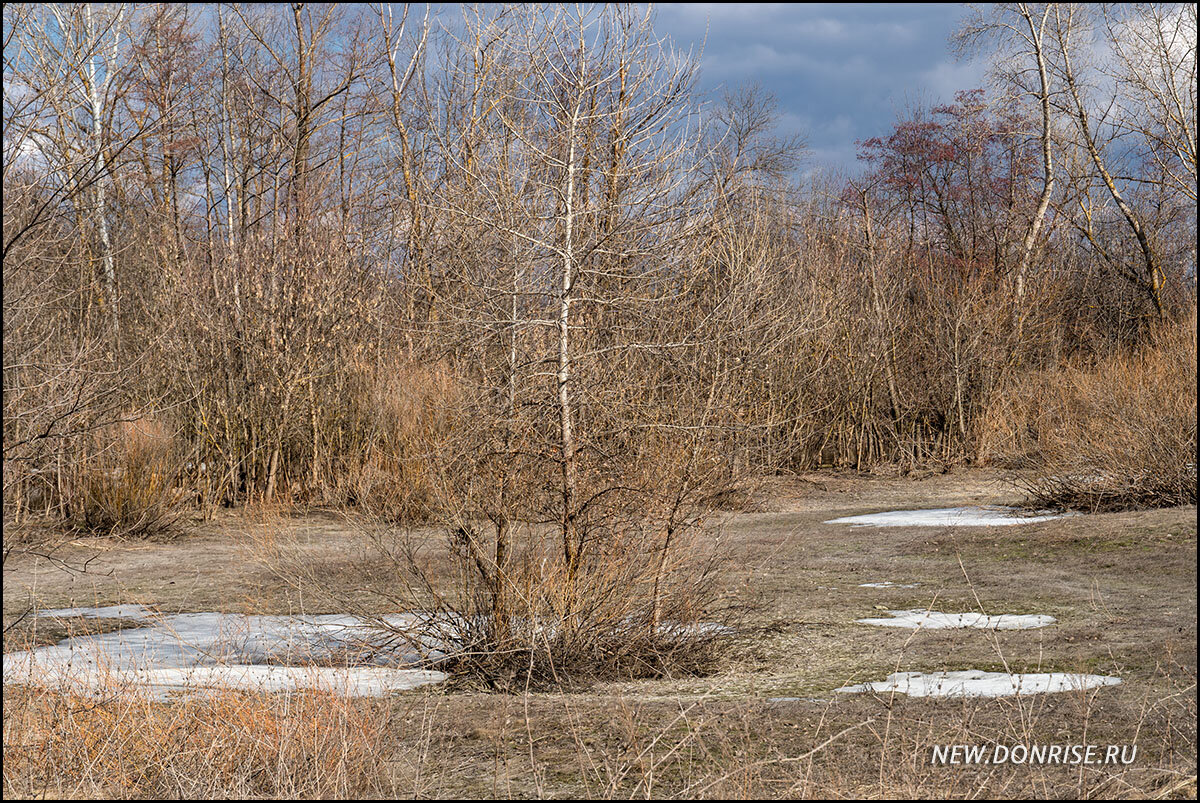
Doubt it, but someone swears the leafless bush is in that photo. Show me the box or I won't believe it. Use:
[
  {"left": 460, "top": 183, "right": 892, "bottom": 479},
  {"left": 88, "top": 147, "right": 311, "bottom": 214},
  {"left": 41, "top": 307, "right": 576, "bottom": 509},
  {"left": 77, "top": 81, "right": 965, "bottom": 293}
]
[
  {"left": 63, "top": 416, "right": 187, "bottom": 538},
  {"left": 330, "top": 359, "right": 459, "bottom": 520},
  {"left": 345, "top": 513, "right": 731, "bottom": 691},
  {"left": 984, "top": 311, "right": 1197, "bottom": 510}
]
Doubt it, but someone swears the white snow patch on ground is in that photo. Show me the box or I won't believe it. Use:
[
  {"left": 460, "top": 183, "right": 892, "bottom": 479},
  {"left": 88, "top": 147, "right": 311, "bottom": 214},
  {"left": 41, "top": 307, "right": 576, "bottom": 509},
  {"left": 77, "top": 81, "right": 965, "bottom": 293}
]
[
  {"left": 858, "top": 582, "right": 920, "bottom": 588},
  {"left": 836, "top": 670, "right": 1121, "bottom": 698},
  {"left": 2, "top": 658, "right": 448, "bottom": 698},
  {"left": 825, "top": 506, "right": 1071, "bottom": 527},
  {"left": 655, "top": 621, "right": 734, "bottom": 638},
  {"left": 3, "top": 606, "right": 450, "bottom": 699},
  {"left": 856, "top": 609, "right": 1055, "bottom": 630}
]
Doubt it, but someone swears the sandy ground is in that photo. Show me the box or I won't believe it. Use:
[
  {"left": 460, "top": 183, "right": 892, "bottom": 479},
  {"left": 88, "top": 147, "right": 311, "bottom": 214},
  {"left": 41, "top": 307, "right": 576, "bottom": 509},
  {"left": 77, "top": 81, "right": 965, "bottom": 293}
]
[
  {"left": 0, "top": 468, "right": 1057, "bottom": 619},
  {"left": 3, "top": 467, "right": 1196, "bottom": 797}
]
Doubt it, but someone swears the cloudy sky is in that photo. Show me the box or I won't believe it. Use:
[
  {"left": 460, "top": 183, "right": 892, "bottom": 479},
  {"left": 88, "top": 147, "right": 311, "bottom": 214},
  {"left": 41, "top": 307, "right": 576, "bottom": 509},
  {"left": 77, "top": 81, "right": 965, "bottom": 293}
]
[{"left": 654, "top": 3, "right": 988, "bottom": 176}]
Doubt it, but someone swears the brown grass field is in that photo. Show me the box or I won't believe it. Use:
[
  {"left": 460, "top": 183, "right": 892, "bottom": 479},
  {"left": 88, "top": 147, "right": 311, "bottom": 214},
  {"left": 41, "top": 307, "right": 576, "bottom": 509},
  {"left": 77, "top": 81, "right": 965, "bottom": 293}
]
[{"left": 3, "top": 468, "right": 1196, "bottom": 799}]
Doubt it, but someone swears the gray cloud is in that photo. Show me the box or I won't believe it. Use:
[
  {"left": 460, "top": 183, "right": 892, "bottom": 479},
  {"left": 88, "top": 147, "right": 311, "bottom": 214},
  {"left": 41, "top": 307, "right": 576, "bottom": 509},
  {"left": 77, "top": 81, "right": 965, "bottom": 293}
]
[{"left": 655, "top": 3, "right": 988, "bottom": 176}]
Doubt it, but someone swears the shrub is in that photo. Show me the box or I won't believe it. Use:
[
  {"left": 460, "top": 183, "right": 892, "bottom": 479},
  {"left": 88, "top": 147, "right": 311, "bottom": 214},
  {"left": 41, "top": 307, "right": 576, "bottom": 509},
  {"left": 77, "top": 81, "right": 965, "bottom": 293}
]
[
  {"left": 333, "top": 360, "right": 461, "bottom": 520},
  {"left": 982, "top": 312, "right": 1197, "bottom": 510},
  {"left": 67, "top": 416, "right": 187, "bottom": 537}
]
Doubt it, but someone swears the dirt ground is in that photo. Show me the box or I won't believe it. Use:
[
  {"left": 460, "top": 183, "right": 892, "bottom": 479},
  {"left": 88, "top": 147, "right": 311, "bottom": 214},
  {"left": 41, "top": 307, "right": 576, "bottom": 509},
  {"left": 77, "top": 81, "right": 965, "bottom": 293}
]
[{"left": 3, "top": 467, "right": 1196, "bottom": 798}]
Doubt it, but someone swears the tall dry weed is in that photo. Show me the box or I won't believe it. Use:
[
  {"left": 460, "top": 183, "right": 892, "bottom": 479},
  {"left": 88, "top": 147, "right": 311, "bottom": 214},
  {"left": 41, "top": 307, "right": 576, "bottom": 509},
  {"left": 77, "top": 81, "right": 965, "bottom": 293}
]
[
  {"left": 2, "top": 683, "right": 403, "bottom": 799},
  {"left": 65, "top": 416, "right": 187, "bottom": 537},
  {"left": 333, "top": 359, "right": 461, "bottom": 519},
  {"left": 981, "top": 312, "right": 1197, "bottom": 510}
]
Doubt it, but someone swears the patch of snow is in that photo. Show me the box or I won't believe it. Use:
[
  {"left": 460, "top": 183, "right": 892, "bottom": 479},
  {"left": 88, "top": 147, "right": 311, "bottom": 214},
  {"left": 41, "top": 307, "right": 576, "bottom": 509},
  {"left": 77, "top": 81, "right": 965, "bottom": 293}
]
[
  {"left": 655, "top": 621, "right": 734, "bottom": 638},
  {"left": 835, "top": 670, "right": 1121, "bottom": 698},
  {"left": 858, "top": 582, "right": 920, "bottom": 588},
  {"left": 856, "top": 609, "right": 1055, "bottom": 630},
  {"left": 825, "top": 506, "right": 1071, "bottom": 528},
  {"left": 2, "top": 656, "right": 447, "bottom": 699},
  {"left": 5, "top": 610, "right": 449, "bottom": 699}
]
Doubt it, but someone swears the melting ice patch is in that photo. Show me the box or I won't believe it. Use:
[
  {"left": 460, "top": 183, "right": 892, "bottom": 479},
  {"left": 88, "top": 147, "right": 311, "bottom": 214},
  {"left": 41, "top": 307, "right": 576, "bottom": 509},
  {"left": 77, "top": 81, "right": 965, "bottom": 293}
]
[
  {"left": 654, "top": 621, "right": 735, "bottom": 638},
  {"left": 836, "top": 670, "right": 1121, "bottom": 698},
  {"left": 825, "top": 506, "right": 1070, "bottom": 528},
  {"left": 857, "top": 609, "right": 1055, "bottom": 630},
  {"left": 3, "top": 605, "right": 450, "bottom": 699},
  {"left": 3, "top": 661, "right": 449, "bottom": 697}
]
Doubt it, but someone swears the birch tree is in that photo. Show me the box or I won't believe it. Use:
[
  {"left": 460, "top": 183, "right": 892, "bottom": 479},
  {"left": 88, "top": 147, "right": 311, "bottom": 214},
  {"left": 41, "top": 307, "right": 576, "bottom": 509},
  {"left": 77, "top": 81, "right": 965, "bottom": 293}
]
[
  {"left": 393, "top": 4, "right": 737, "bottom": 658},
  {"left": 1051, "top": 4, "right": 1169, "bottom": 315},
  {"left": 9, "top": 3, "right": 133, "bottom": 343},
  {"left": 958, "top": 3, "right": 1059, "bottom": 320}
]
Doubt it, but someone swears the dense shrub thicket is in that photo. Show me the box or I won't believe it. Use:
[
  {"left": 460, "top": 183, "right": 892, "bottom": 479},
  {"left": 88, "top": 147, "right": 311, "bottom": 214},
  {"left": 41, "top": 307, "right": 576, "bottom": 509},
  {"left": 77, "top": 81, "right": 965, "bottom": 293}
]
[{"left": 3, "top": 3, "right": 1195, "bottom": 537}]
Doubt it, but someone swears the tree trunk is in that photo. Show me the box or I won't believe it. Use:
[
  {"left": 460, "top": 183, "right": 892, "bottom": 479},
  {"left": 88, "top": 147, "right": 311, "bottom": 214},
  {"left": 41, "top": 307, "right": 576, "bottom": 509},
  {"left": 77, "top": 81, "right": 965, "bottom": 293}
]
[
  {"left": 559, "top": 98, "right": 581, "bottom": 582},
  {"left": 1013, "top": 4, "right": 1056, "bottom": 331},
  {"left": 1057, "top": 6, "right": 1165, "bottom": 315}
]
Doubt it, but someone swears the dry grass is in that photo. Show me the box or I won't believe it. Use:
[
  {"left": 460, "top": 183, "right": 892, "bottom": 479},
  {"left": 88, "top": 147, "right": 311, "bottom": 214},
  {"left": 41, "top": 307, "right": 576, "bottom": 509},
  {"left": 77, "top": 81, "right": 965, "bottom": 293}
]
[
  {"left": 67, "top": 416, "right": 188, "bottom": 538},
  {"left": 982, "top": 312, "right": 1197, "bottom": 511},
  {"left": 329, "top": 359, "right": 461, "bottom": 519},
  {"left": 556, "top": 663, "right": 1195, "bottom": 798},
  {"left": 4, "top": 659, "right": 1193, "bottom": 799},
  {"left": 2, "top": 682, "right": 407, "bottom": 799}
]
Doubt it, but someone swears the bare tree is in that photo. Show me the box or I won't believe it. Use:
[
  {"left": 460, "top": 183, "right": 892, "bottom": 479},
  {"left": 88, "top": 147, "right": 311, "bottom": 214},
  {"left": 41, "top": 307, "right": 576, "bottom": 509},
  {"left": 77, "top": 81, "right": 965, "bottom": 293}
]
[
  {"left": 9, "top": 3, "right": 135, "bottom": 343},
  {"left": 1052, "top": 4, "right": 1169, "bottom": 315},
  {"left": 959, "top": 3, "right": 1059, "bottom": 320},
  {"left": 1106, "top": 3, "right": 1197, "bottom": 206}
]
